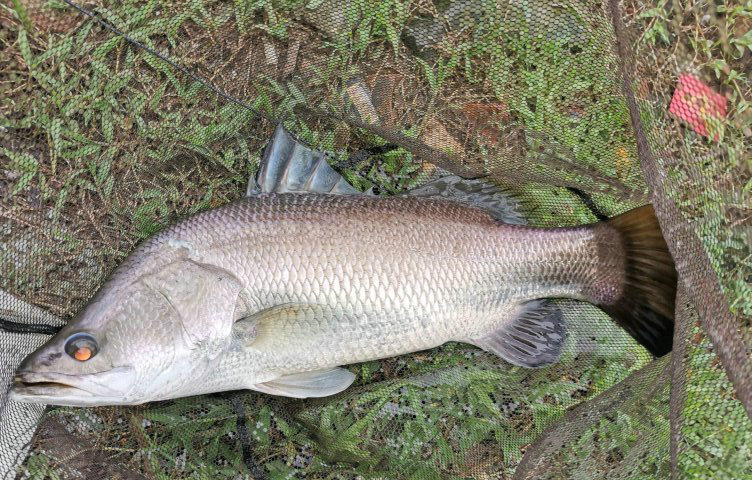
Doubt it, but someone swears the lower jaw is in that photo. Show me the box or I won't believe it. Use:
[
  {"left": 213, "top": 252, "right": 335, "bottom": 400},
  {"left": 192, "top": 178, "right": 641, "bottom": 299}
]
[{"left": 9, "top": 386, "right": 117, "bottom": 406}]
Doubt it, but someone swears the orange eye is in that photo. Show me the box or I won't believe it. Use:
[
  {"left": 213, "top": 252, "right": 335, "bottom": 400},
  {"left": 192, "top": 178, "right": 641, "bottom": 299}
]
[
  {"left": 64, "top": 333, "right": 99, "bottom": 361},
  {"left": 74, "top": 347, "right": 92, "bottom": 361}
]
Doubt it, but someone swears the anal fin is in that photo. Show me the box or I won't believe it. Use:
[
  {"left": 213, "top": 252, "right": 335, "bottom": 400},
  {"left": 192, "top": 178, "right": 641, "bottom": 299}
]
[{"left": 470, "top": 300, "right": 565, "bottom": 368}]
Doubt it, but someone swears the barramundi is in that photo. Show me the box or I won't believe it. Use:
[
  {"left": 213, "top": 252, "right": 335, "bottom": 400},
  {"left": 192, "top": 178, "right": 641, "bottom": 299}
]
[{"left": 11, "top": 126, "right": 676, "bottom": 406}]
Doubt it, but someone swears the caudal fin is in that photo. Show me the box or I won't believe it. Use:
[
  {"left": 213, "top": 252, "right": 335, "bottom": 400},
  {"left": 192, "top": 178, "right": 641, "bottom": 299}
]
[{"left": 599, "top": 205, "right": 677, "bottom": 356}]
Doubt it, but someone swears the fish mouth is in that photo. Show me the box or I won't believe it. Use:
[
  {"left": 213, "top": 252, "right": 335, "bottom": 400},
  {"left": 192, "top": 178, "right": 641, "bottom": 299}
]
[{"left": 10, "top": 367, "right": 136, "bottom": 406}]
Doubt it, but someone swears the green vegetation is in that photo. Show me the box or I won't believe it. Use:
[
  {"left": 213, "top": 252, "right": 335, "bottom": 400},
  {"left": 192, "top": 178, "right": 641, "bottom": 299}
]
[
  {"left": 630, "top": 1, "right": 752, "bottom": 478},
  {"left": 633, "top": 0, "right": 751, "bottom": 318},
  {"left": 679, "top": 323, "right": 752, "bottom": 479},
  {"left": 1, "top": 0, "right": 749, "bottom": 478}
]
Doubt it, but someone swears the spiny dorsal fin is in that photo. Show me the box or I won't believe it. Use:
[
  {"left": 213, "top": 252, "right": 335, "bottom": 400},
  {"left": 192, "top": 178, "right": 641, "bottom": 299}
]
[{"left": 248, "top": 124, "right": 361, "bottom": 196}]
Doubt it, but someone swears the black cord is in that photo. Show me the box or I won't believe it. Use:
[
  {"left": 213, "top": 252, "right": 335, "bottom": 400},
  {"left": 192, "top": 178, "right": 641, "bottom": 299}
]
[
  {"left": 565, "top": 186, "right": 608, "bottom": 221},
  {"left": 59, "top": 0, "right": 269, "bottom": 122},
  {"left": 0, "top": 317, "right": 62, "bottom": 335},
  {"left": 229, "top": 394, "right": 267, "bottom": 480}
]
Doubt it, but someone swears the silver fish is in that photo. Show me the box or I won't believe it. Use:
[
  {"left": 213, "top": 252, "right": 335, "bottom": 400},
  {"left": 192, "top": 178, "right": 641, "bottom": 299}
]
[{"left": 10, "top": 128, "right": 676, "bottom": 407}]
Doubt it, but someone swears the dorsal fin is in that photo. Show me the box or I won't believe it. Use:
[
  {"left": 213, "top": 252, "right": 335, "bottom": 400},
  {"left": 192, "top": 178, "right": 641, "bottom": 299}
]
[
  {"left": 406, "top": 175, "right": 527, "bottom": 224},
  {"left": 248, "top": 126, "right": 527, "bottom": 225},
  {"left": 248, "top": 124, "right": 361, "bottom": 196}
]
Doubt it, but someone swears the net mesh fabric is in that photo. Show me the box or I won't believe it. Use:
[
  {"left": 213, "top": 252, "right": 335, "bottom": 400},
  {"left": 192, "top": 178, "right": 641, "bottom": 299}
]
[{"left": 1, "top": 0, "right": 749, "bottom": 478}]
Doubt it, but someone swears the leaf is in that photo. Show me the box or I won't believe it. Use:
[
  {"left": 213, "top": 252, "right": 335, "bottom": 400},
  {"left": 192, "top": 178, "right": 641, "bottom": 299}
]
[
  {"left": 49, "top": 118, "right": 63, "bottom": 156},
  {"left": 273, "top": 413, "right": 296, "bottom": 437},
  {"left": 250, "top": 406, "right": 272, "bottom": 447},
  {"left": 142, "top": 52, "right": 183, "bottom": 96},
  {"left": 92, "top": 36, "right": 124, "bottom": 59},
  {"left": 148, "top": 82, "right": 167, "bottom": 110},
  {"left": 75, "top": 21, "right": 94, "bottom": 47},
  {"left": 17, "top": 30, "right": 33, "bottom": 68},
  {"left": 65, "top": 144, "right": 101, "bottom": 159},
  {"left": 731, "top": 28, "right": 752, "bottom": 51},
  {"left": 32, "top": 70, "right": 64, "bottom": 91},
  {"left": 288, "top": 83, "right": 306, "bottom": 104},
  {"left": 126, "top": 0, "right": 157, "bottom": 28},
  {"left": 2, "top": 147, "right": 38, "bottom": 173},
  {"left": 101, "top": 113, "right": 114, "bottom": 142},
  {"left": 385, "top": 21, "right": 399, "bottom": 56},
  {"left": 11, "top": 172, "right": 35, "bottom": 196},
  {"left": 90, "top": 59, "right": 112, "bottom": 77},
  {"left": 96, "top": 6, "right": 127, "bottom": 32},
  {"left": 104, "top": 71, "right": 133, "bottom": 97},
  {"left": 415, "top": 57, "right": 437, "bottom": 93},
  {"left": 102, "top": 175, "right": 115, "bottom": 197},
  {"left": 32, "top": 36, "right": 73, "bottom": 68},
  {"left": 96, "top": 157, "right": 111, "bottom": 185},
  {"left": 637, "top": 7, "right": 665, "bottom": 19},
  {"left": 11, "top": 0, "right": 34, "bottom": 32},
  {"left": 143, "top": 412, "right": 185, "bottom": 424}
]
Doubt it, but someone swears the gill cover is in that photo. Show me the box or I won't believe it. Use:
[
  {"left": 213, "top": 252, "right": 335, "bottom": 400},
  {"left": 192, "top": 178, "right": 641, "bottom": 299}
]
[{"left": 140, "top": 258, "right": 245, "bottom": 356}]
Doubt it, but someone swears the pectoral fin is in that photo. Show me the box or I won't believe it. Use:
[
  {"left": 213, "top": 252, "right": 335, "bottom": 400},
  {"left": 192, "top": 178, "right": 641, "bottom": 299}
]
[
  {"left": 470, "top": 300, "right": 565, "bottom": 368},
  {"left": 231, "top": 303, "right": 342, "bottom": 350},
  {"left": 250, "top": 368, "right": 356, "bottom": 398}
]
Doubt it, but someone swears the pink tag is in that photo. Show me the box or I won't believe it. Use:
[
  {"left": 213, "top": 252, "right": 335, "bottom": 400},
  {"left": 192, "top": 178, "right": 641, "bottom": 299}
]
[{"left": 668, "top": 74, "right": 727, "bottom": 141}]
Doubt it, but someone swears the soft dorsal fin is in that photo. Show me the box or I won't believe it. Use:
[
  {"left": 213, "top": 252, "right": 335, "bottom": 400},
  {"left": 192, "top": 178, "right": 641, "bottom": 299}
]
[
  {"left": 406, "top": 175, "right": 527, "bottom": 225},
  {"left": 248, "top": 124, "right": 361, "bottom": 196},
  {"left": 468, "top": 300, "right": 565, "bottom": 368}
]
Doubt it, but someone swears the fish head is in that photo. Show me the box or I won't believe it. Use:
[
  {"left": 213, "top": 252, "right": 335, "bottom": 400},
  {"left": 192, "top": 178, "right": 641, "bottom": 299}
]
[{"left": 11, "top": 278, "right": 187, "bottom": 407}]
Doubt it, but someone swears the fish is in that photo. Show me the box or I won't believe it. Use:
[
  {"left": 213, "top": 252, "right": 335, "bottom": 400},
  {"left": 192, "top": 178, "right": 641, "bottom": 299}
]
[{"left": 10, "top": 126, "right": 677, "bottom": 407}]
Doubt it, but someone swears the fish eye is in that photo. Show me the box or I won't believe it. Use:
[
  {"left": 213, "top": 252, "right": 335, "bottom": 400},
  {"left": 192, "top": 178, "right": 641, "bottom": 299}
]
[{"left": 64, "top": 333, "right": 99, "bottom": 361}]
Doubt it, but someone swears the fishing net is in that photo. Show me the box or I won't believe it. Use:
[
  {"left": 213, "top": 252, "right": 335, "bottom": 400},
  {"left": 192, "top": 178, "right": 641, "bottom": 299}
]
[{"left": 1, "top": 0, "right": 749, "bottom": 478}]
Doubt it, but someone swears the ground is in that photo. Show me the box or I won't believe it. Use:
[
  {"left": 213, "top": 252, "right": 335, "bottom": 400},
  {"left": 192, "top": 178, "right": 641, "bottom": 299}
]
[{"left": 0, "top": 0, "right": 750, "bottom": 479}]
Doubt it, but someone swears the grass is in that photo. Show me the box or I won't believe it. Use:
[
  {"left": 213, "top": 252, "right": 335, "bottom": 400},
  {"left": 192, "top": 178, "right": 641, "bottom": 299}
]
[
  {"left": 625, "top": 1, "right": 752, "bottom": 478},
  {"left": 626, "top": 0, "right": 751, "bottom": 318},
  {"left": 1, "top": 0, "right": 749, "bottom": 479}
]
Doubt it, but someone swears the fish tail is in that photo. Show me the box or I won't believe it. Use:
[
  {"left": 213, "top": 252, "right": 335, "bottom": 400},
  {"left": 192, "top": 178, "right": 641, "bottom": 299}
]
[{"left": 597, "top": 205, "right": 677, "bottom": 356}]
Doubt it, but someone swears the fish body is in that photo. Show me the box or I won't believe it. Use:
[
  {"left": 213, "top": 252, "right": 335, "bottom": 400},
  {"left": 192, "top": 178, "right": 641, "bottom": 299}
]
[
  {"left": 144, "top": 194, "right": 606, "bottom": 394},
  {"left": 10, "top": 127, "right": 676, "bottom": 406},
  {"left": 11, "top": 193, "right": 675, "bottom": 406}
]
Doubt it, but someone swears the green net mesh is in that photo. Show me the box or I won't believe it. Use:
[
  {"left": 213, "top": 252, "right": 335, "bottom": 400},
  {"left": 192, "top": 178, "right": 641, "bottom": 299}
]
[{"left": 1, "top": 0, "right": 750, "bottom": 478}]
